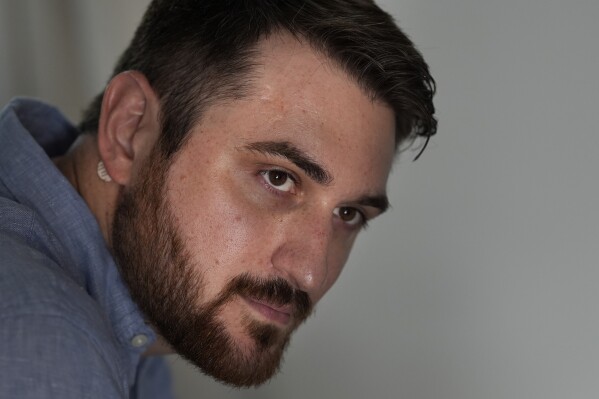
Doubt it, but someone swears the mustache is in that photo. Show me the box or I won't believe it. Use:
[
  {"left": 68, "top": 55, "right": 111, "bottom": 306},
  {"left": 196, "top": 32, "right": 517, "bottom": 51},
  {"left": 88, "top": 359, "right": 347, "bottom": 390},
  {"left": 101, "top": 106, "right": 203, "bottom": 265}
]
[{"left": 214, "top": 273, "right": 313, "bottom": 321}]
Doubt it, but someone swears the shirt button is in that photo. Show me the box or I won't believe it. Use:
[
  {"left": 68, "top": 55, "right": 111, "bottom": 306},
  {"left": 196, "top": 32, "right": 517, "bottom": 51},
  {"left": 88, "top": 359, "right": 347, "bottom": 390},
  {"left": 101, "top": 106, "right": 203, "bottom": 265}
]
[{"left": 131, "top": 334, "right": 149, "bottom": 348}]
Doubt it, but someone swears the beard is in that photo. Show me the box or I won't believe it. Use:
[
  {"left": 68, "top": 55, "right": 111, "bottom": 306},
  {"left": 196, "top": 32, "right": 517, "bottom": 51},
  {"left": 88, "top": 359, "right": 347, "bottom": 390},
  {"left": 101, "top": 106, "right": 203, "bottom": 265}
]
[{"left": 111, "top": 147, "right": 312, "bottom": 387}]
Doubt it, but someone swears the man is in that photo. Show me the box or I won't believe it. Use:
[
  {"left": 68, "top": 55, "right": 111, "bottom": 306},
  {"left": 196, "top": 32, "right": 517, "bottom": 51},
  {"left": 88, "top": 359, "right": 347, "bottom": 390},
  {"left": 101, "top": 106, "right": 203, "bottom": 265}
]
[{"left": 0, "top": 0, "right": 436, "bottom": 397}]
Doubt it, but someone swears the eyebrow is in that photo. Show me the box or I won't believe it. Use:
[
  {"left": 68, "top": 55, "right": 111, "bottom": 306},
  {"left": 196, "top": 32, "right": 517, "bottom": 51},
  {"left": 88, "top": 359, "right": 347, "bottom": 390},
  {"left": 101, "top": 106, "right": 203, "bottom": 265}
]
[
  {"left": 243, "top": 140, "right": 390, "bottom": 214},
  {"left": 243, "top": 141, "right": 333, "bottom": 185}
]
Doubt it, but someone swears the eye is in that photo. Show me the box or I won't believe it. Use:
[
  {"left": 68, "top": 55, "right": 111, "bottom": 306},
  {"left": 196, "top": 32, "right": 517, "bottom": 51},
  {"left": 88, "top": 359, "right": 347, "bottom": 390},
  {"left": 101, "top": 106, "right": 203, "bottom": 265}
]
[
  {"left": 333, "top": 206, "right": 365, "bottom": 227},
  {"left": 259, "top": 169, "right": 296, "bottom": 193}
]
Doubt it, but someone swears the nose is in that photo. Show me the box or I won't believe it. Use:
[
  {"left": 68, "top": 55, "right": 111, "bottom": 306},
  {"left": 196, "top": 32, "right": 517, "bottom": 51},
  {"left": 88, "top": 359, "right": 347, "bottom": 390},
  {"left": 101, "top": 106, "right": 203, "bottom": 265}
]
[{"left": 269, "top": 210, "right": 334, "bottom": 300}]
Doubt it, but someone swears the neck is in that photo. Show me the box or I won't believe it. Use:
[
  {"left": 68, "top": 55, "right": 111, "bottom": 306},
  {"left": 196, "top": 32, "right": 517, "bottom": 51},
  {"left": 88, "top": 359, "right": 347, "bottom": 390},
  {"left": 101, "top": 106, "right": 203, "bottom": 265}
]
[{"left": 53, "top": 134, "right": 118, "bottom": 247}]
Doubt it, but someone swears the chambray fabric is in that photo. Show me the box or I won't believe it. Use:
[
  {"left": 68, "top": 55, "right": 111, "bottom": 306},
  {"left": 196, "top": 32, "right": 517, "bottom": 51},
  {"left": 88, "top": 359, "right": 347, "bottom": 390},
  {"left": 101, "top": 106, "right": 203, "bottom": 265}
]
[{"left": 0, "top": 98, "right": 173, "bottom": 398}]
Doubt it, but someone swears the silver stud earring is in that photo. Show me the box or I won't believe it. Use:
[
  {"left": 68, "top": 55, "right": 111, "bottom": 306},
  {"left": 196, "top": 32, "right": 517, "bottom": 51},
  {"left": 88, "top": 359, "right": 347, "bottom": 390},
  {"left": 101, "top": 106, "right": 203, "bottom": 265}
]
[{"left": 97, "top": 161, "right": 112, "bottom": 182}]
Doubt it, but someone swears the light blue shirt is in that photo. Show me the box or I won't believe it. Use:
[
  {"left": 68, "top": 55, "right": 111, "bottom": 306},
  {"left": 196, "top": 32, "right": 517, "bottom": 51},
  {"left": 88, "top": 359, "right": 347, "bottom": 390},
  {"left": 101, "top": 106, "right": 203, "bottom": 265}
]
[{"left": 0, "top": 98, "right": 173, "bottom": 398}]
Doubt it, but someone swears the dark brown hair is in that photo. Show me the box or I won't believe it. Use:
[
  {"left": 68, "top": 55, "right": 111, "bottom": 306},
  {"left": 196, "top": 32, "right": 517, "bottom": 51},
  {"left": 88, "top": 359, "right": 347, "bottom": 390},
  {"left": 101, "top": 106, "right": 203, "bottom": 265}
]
[{"left": 80, "top": 0, "right": 437, "bottom": 158}]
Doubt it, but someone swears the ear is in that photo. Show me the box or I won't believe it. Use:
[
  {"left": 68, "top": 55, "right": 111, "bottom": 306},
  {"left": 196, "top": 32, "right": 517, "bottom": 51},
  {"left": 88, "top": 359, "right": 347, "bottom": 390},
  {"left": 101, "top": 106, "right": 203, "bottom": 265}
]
[{"left": 97, "top": 71, "right": 160, "bottom": 186}]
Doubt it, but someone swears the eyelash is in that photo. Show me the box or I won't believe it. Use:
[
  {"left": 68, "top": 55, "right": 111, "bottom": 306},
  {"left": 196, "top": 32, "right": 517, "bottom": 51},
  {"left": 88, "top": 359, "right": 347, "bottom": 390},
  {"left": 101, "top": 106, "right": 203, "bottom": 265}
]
[
  {"left": 258, "top": 168, "right": 369, "bottom": 230},
  {"left": 258, "top": 168, "right": 299, "bottom": 195},
  {"left": 334, "top": 207, "right": 369, "bottom": 230}
]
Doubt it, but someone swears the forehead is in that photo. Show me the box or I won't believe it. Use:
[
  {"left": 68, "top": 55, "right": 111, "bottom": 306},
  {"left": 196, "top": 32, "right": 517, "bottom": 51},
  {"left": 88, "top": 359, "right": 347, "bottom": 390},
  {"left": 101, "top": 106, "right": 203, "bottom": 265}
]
[
  {"left": 196, "top": 34, "right": 396, "bottom": 190},
  {"left": 252, "top": 35, "right": 393, "bottom": 134}
]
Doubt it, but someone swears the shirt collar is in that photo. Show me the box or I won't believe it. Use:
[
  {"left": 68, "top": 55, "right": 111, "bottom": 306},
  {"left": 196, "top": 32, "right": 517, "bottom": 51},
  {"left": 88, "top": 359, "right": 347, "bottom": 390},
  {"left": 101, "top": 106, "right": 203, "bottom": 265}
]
[{"left": 0, "top": 98, "right": 156, "bottom": 380}]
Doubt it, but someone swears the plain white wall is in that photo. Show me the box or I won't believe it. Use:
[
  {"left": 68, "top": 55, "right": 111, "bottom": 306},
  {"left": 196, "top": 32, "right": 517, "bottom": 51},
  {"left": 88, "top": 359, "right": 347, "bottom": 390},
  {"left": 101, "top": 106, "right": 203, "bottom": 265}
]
[{"left": 2, "top": 1, "right": 598, "bottom": 398}]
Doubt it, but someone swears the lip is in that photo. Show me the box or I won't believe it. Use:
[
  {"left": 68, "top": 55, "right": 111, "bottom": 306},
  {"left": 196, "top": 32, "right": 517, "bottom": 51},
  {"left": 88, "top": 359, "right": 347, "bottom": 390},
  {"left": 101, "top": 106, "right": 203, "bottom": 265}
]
[{"left": 243, "top": 297, "right": 292, "bottom": 326}]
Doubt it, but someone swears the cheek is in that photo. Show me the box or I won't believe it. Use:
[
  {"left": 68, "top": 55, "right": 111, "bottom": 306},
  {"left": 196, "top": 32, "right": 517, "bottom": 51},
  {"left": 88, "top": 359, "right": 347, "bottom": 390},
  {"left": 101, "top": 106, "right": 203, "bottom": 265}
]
[{"left": 166, "top": 170, "right": 268, "bottom": 299}]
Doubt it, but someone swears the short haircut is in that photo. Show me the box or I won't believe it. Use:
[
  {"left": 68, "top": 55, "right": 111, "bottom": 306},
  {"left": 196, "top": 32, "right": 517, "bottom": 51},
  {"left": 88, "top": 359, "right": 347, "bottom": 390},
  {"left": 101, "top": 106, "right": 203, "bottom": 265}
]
[{"left": 79, "top": 0, "right": 437, "bottom": 159}]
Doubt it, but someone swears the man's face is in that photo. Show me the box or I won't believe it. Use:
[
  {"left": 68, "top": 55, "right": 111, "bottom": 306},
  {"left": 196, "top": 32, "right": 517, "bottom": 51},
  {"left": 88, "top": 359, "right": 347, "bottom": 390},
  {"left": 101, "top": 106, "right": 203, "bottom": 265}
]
[{"left": 112, "top": 35, "right": 396, "bottom": 386}]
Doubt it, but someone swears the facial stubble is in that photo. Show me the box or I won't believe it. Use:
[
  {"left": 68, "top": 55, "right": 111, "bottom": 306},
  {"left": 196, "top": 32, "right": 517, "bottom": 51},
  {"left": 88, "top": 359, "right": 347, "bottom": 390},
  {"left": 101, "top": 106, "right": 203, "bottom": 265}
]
[{"left": 111, "top": 147, "right": 312, "bottom": 387}]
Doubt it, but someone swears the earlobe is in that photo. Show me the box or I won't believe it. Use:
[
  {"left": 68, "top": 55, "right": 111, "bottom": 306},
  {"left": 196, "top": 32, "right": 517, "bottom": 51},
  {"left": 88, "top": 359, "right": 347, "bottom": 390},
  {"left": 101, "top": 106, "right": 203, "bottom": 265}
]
[{"left": 97, "top": 71, "right": 160, "bottom": 186}]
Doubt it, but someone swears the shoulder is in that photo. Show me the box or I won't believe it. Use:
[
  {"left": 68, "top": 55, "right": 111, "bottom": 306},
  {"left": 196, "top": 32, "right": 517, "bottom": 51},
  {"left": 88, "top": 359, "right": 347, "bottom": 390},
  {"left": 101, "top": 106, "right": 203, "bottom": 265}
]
[
  {"left": 0, "top": 208, "right": 91, "bottom": 321},
  {"left": 0, "top": 196, "right": 86, "bottom": 313},
  {"left": 0, "top": 226, "right": 129, "bottom": 397},
  {"left": 0, "top": 312, "right": 128, "bottom": 398}
]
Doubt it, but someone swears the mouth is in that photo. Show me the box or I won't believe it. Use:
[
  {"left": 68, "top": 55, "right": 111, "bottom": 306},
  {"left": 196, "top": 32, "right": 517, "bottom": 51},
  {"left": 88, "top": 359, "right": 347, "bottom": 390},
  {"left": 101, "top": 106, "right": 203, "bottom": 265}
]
[{"left": 242, "top": 296, "right": 292, "bottom": 326}]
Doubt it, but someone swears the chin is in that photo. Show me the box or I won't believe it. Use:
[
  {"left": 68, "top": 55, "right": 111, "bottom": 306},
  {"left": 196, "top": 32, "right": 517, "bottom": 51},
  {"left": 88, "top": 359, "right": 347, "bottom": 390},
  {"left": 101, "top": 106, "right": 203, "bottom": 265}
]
[{"left": 160, "top": 306, "right": 293, "bottom": 387}]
